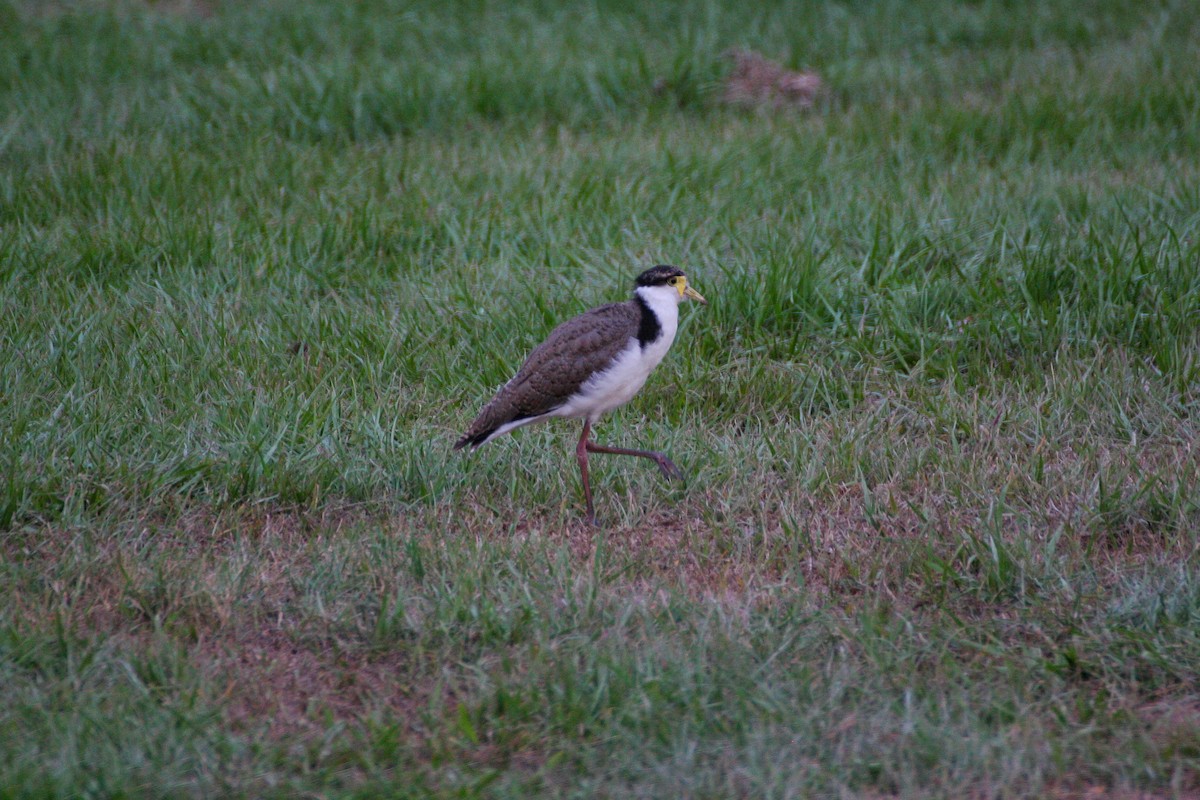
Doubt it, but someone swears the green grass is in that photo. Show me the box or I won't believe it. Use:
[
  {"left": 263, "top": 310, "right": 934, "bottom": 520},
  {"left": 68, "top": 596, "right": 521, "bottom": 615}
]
[{"left": 2, "top": 0, "right": 1199, "bottom": 796}]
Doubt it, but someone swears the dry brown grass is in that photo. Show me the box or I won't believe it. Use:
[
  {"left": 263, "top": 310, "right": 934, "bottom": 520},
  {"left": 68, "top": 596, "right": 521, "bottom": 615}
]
[{"left": 200, "top": 627, "right": 419, "bottom": 738}]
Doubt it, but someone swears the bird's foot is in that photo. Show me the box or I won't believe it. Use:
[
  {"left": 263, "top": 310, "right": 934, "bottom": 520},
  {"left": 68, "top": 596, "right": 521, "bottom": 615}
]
[
  {"left": 652, "top": 453, "right": 684, "bottom": 482},
  {"left": 583, "top": 499, "right": 600, "bottom": 527}
]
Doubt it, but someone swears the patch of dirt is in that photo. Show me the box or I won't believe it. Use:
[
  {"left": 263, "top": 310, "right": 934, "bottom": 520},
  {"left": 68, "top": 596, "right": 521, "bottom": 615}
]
[
  {"left": 721, "top": 49, "right": 823, "bottom": 109},
  {"left": 495, "top": 479, "right": 931, "bottom": 612},
  {"left": 486, "top": 416, "right": 1198, "bottom": 616},
  {"left": 200, "top": 627, "right": 423, "bottom": 739},
  {"left": 146, "top": 500, "right": 378, "bottom": 557},
  {"left": 1138, "top": 696, "right": 1200, "bottom": 758},
  {"left": 1, "top": 500, "right": 393, "bottom": 664},
  {"left": 7, "top": 501, "right": 439, "bottom": 745},
  {"left": 1047, "top": 787, "right": 1198, "bottom": 800},
  {"left": 854, "top": 779, "right": 1199, "bottom": 800}
]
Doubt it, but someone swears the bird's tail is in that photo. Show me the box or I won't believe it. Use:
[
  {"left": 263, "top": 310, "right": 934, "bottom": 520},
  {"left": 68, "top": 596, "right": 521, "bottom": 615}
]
[{"left": 453, "top": 428, "right": 496, "bottom": 450}]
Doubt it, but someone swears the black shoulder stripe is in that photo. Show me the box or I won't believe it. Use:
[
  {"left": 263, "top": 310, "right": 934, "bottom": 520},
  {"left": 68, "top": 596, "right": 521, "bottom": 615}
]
[{"left": 635, "top": 295, "right": 661, "bottom": 347}]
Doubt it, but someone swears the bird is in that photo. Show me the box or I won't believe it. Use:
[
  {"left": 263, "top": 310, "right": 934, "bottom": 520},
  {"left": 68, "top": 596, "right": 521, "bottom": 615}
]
[{"left": 454, "top": 265, "right": 707, "bottom": 524}]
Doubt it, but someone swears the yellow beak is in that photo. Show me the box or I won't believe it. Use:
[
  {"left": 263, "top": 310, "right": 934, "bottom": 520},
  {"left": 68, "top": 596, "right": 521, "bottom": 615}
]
[{"left": 683, "top": 284, "right": 707, "bottom": 304}]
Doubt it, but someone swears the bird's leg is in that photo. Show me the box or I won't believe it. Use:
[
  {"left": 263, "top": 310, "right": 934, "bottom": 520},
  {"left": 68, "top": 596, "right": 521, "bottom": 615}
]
[
  {"left": 585, "top": 440, "right": 684, "bottom": 482},
  {"left": 576, "top": 420, "right": 597, "bottom": 525}
]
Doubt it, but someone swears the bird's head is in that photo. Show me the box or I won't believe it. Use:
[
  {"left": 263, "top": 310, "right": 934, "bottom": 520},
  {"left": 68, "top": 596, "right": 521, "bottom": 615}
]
[{"left": 634, "top": 265, "right": 707, "bottom": 305}]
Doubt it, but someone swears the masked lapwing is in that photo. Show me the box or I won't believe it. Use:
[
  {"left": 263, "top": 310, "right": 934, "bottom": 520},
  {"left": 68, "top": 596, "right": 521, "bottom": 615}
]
[{"left": 454, "top": 265, "right": 707, "bottom": 524}]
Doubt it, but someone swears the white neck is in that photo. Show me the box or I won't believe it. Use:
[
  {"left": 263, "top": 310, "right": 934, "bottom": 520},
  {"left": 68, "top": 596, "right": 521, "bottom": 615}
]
[{"left": 634, "top": 284, "right": 682, "bottom": 342}]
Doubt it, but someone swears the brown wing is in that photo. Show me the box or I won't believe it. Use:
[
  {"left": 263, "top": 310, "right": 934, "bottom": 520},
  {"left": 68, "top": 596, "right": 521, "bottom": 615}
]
[{"left": 454, "top": 301, "right": 640, "bottom": 448}]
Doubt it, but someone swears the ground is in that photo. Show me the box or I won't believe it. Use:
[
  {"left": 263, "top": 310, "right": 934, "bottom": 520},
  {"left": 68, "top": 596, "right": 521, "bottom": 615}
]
[{"left": 1, "top": 0, "right": 1198, "bottom": 796}]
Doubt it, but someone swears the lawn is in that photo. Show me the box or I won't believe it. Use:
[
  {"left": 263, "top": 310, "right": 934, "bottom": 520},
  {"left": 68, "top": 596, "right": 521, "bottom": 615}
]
[{"left": 1, "top": 0, "right": 1199, "bottom": 796}]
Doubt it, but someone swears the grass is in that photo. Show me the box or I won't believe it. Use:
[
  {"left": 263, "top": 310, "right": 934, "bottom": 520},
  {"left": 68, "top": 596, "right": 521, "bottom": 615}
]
[{"left": 2, "top": 0, "right": 1199, "bottom": 796}]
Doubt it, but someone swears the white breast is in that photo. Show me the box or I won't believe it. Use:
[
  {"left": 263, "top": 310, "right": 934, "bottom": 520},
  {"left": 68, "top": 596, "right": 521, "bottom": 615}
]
[{"left": 554, "top": 284, "right": 681, "bottom": 422}]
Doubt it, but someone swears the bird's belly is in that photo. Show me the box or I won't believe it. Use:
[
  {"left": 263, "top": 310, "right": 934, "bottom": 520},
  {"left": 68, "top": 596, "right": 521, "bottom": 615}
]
[{"left": 559, "top": 337, "right": 670, "bottom": 420}]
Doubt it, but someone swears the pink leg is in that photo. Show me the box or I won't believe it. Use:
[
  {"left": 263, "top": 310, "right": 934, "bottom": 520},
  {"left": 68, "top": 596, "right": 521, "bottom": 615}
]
[
  {"left": 576, "top": 420, "right": 596, "bottom": 525},
  {"left": 585, "top": 440, "right": 684, "bottom": 481}
]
